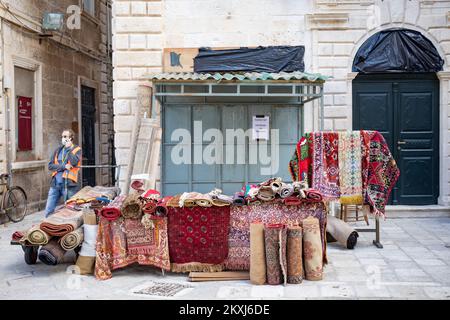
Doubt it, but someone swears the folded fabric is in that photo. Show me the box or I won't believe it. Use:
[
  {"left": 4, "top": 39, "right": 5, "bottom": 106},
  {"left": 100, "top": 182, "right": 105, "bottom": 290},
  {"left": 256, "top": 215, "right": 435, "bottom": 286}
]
[
  {"left": 264, "top": 224, "right": 287, "bottom": 285},
  {"left": 75, "top": 256, "right": 96, "bottom": 275},
  {"left": 283, "top": 196, "right": 302, "bottom": 206},
  {"left": 61, "top": 227, "right": 84, "bottom": 251},
  {"left": 257, "top": 186, "right": 275, "bottom": 202},
  {"left": 142, "top": 201, "right": 157, "bottom": 215},
  {"left": 287, "top": 225, "right": 303, "bottom": 284},
  {"left": 121, "top": 193, "right": 143, "bottom": 219},
  {"left": 250, "top": 223, "right": 266, "bottom": 285},
  {"left": 155, "top": 197, "right": 171, "bottom": 216},
  {"left": 65, "top": 186, "right": 94, "bottom": 204},
  {"left": 79, "top": 224, "right": 98, "bottom": 257},
  {"left": 279, "top": 183, "right": 294, "bottom": 198},
  {"left": 233, "top": 193, "right": 246, "bottom": 206},
  {"left": 303, "top": 216, "right": 323, "bottom": 281},
  {"left": 289, "top": 134, "right": 311, "bottom": 185},
  {"left": 326, "top": 215, "right": 359, "bottom": 249},
  {"left": 24, "top": 225, "right": 50, "bottom": 245},
  {"left": 339, "top": 131, "right": 364, "bottom": 205},
  {"left": 99, "top": 195, "right": 126, "bottom": 221},
  {"left": 38, "top": 239, "right": 66, "bottom": 266},
  {"left": 179, "top": 192, "right": 204, "bottom": 207},
  {"left": 304, "top": 189, "right": 323, "bottom": 202},
  {"left": 40, "top": 208, "right": 83, "bottom": 237}
]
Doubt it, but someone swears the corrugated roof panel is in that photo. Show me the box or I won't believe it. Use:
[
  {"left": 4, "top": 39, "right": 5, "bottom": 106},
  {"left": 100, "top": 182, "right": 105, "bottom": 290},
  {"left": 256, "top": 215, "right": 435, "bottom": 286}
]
[{"left": 145, "top": 71, "right": 330, "bottom": 82}]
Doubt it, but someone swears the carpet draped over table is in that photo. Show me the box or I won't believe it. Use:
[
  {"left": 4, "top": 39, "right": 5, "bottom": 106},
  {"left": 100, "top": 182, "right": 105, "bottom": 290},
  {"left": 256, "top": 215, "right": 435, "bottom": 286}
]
[
  {"left": 167, "top": 206, "right": 230, "bottom": 272},
  {"left": 95, "top": 216, "right": 170, "bottom": 280}
]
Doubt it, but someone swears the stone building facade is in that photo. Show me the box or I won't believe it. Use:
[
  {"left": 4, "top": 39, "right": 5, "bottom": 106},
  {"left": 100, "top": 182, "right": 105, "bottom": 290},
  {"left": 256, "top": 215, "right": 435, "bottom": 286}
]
[
  {"left": 0, "top": 0, "right": 114, "bottom": 221},
  {"left": 112, "top": 0, "right": 450, "bottom": 207}
]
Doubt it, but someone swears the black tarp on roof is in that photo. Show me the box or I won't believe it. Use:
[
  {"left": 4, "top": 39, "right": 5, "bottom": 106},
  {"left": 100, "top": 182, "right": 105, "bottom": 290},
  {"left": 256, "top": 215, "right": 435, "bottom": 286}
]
[
  {"left": 353, "top": 28, "right": 444, "bottom": 73},
  {"left": 194, "top": 46, "right": 305, "bottom": 73}
]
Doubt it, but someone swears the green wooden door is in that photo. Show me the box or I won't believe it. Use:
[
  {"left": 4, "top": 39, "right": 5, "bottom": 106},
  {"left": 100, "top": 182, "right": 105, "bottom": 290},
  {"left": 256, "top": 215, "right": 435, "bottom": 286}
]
[
  {"left": 353, "top": 74, "right": 439, "bottom": 205},
  {"left": 162, "top": 104, "right": 302, "bottom": 196}
]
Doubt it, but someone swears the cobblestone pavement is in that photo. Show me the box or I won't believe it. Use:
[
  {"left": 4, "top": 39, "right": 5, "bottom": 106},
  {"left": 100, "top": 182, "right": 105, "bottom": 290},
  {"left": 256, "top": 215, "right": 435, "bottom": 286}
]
[{"left": 1, "top": 211, "right": 450, "bottom": 300}]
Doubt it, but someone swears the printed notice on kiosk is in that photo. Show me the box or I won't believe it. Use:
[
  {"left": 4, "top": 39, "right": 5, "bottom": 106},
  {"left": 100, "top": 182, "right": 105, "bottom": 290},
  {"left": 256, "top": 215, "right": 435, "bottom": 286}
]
[{"left": 252, "top": 115, "right": 269, "bottom": 141}]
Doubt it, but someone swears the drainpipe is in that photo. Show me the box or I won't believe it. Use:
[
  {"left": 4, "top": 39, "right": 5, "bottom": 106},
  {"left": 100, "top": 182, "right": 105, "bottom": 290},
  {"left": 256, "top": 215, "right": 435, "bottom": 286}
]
[{"left": 4, "top": 88, "right": 12, "bottom": 176}]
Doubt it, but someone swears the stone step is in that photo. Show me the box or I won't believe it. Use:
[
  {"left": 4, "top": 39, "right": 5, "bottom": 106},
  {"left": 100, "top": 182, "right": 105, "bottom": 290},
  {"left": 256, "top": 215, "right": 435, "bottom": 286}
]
[{"left": 385, "top": 205, "right": 450, "bottom": 218}]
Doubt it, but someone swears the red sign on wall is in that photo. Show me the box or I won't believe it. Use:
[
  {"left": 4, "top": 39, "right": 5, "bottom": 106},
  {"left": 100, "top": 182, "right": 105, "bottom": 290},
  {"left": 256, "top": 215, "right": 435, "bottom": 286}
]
[{"left": 18, "top": 96, "right": 32, "bottom": 151}]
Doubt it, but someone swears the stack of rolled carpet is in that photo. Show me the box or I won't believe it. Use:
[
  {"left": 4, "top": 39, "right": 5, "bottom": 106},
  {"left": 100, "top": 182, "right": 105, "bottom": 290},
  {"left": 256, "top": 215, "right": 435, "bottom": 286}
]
[{"left": 249, "top": 216, "right": 324, "bottom": 285}]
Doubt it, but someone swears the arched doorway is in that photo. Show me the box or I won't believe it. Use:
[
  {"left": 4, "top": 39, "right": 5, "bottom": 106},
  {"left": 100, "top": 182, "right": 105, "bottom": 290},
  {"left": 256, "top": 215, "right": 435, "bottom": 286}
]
[{"left": 352, "top": 28, "right": 444, "bottom": 205}]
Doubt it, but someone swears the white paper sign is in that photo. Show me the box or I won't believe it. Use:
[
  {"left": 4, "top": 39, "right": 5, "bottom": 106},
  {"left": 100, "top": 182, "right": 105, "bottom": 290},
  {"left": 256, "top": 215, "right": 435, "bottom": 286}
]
[{"left": 252, "top": 115, "right": 270, "bottom": 141}]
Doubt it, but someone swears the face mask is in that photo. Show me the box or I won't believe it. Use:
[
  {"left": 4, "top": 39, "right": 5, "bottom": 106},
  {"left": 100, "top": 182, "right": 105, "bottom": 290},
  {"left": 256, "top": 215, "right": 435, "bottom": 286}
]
[{"left": 62, "top": 138, "right": 70, "bottom": 145}]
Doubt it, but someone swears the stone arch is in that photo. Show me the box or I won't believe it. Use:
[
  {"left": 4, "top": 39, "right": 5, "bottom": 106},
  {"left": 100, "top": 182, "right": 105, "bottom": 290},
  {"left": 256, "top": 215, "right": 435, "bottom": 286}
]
[{"left": 348, "top": 23, "right": 448, "bottom": 73}]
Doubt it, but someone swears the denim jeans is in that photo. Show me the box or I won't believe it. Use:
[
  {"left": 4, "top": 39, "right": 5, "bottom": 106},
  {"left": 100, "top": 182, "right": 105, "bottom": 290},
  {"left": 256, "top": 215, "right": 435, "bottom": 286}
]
[{"left": 45, "top": 182, "right": 79, "bottom": 218}]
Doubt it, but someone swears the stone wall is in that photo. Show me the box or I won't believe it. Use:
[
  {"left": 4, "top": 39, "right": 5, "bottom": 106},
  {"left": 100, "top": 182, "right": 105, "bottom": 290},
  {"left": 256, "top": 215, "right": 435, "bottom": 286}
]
[{"left": 0, "top": 0, "right": 114, "bottom": 221}]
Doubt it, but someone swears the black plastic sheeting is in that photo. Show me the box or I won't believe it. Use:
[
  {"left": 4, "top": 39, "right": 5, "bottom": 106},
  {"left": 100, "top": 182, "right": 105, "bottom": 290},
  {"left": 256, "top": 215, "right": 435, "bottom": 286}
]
[
  {"left": 353, "top": 28, "right": 444, "bottom": 73},
  {"left": 194, "top": 46, "right": 305, "bottom": 73}
]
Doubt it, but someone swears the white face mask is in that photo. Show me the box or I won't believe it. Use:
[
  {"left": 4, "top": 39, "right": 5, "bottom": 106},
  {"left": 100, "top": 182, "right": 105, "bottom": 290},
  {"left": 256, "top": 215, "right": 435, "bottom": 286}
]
[{"left": 62, "top": 138, "right": 70, "bottom": 146}]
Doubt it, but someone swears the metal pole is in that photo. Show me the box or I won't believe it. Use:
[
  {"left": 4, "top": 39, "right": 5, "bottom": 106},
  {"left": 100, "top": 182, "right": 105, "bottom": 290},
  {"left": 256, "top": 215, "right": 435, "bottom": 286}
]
[{"left": 320, "top": 86, "right": 324, "bottom": 131}]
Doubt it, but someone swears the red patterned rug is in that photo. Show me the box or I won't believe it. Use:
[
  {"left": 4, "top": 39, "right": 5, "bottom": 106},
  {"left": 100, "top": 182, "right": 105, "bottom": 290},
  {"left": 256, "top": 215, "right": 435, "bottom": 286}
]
[{"left": 167, "top": 206, "right": 230, "bottom": 267}]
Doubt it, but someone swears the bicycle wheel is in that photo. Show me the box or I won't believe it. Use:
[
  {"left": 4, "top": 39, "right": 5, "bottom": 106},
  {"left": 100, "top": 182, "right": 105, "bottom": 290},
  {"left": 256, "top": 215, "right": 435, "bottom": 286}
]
[{"left": 4, "top": 186, "right": 27, "bottom": 223}]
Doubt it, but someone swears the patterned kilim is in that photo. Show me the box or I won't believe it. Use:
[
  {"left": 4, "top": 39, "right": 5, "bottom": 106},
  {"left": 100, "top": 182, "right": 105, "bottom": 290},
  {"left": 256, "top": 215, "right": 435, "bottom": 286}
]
[
  {"left": 338, "top": 131, "right": 363, "bottom": 205},
  {"left": 311, "top": 132, "right": 340, "bottom": 200},
  {"left": 225, "top": 201, "right": 327, "bottom": 271},
  {"left": 289, "top": 133, "right": 312, "bottom": 185},
  {"left": 167, "top": 206, "right": 230, "bottom": 266},
  {"left": 365, "top": 131, "right": 400, "bottom": 217},
  {"left": 264, "top": 224, "right": 287, "bottom": 285},
  {"left": 287, "top": 225, "right": 303, "bottom": 284},
  {"left": 95, "top": 217, "right": 170, "bottom": 280}
]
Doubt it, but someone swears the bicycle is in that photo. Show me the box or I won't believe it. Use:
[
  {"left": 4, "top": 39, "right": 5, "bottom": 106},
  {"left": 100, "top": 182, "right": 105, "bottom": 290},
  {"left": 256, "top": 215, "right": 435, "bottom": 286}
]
[{"left": 0, "top": 173, "right": 28, "bottom": 223}]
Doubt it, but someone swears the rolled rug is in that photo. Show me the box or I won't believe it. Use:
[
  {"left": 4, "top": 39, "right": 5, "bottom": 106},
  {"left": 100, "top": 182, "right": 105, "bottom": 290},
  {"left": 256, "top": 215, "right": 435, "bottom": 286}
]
[
  {"left": 25, "top": 225, "right": 51, "bottom": 245},
  {"left": 40, "top": 208, "right": 83, "bottom": 237},
  {"left": 287, "top": 226, "right": 303, "bottom": 284},
  {"left": 279, "top": 183, "right": 294, "bottom": 198},
  {"left": 211, "top": 194, "right": 233, "bottom": 207},
  {"left": 61, "top": 227, "right": 84, "bottom": 251},
  {"left": 250, "top": 223, "right": 266, "bottom": 285},
  {"left": 142, "top": 201, "right": 157, "bottom": 215},
  {"left": 304, "top": 189, "right": 323, "bottom": 203},
  {"left": 257, "top": 186, "right": 275, "bottom": 202},
  {"left": 121, "top": 193, "right": 143, "bottom": 219},
  {"left": 141, "top": 189, "right": 161, "bottom": 201},
  {"left": 303, "top": 217, "right": 323, "bottom": 281},
  {"left": 155, "top": 196, "right": 171, "bottom": 217},
  {"left": 326, "top": 215, "right": 359, "bottom": 249},
  {"left": 38, "top": 239, "right": 66, "bottom": 266},
  {"left": 283, "top": 196, "right": 302, "bottom": 206},
  {"left": 270, "top": 180, "right": 283, "bottom": 194},
  {"left": 233, "top": 193, "right": 246, "bottom": 206},
  {"left": 12, "top": 231, "right": 25, "bottom": 242},
  {"left": 264, "top": 224, "right": 287, "bottom": 285},
  {"left": 99, "top": 195, "right": 126, "bottom": 221},
  {"left": 195, "top": 194, "right": 213, "bottom": 207}
]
